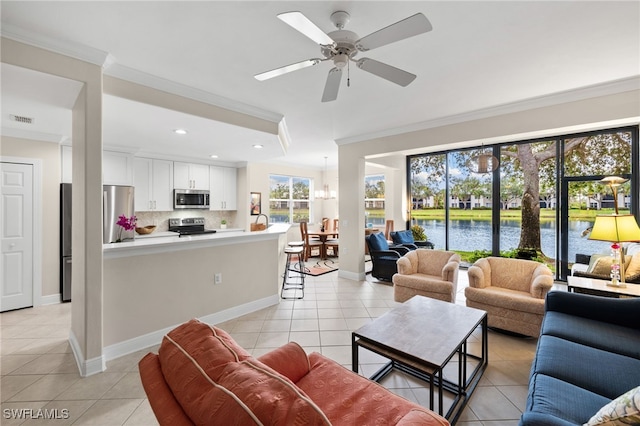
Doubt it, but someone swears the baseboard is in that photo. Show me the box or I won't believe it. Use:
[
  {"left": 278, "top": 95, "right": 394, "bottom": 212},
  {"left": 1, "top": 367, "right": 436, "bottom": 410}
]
[
  {"left": 68, "top": 330, "right": 106, "bottom": 377},
  {"left": 338, "top": 269, "right": 366, "bottom": 281},
  {"left": 40, "top": 293, "right": 61, "bottom": 306},
  {"left": 102, "top": 294, "right": 280, "bottom": 362}
]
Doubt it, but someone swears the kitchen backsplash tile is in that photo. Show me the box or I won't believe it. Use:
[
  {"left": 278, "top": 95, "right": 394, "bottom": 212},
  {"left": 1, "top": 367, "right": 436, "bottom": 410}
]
[{"left": 134, "top": 210, "right": 237, "bottom": 231}]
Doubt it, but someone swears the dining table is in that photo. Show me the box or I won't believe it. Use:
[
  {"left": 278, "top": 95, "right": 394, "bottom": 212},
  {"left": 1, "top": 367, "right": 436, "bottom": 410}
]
[{"left": 306, "top": 229, "right": 339, "bottom": 260}]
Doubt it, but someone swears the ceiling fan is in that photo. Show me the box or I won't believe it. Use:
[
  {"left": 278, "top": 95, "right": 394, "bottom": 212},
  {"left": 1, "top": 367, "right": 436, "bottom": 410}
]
[{"left": 254, "top": 10, "right": 432, "bottom": 102}]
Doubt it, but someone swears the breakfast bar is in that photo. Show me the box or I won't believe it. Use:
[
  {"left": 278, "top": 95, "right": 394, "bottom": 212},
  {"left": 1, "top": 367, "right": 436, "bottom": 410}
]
[{"left": 101, "top": 224, "right": 290, "bottom": 361}]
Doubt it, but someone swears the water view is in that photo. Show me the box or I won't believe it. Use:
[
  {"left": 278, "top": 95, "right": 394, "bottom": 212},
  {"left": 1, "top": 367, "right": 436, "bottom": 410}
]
[{"left": 370, "top": 218, "right": 610, "bottom": 263}]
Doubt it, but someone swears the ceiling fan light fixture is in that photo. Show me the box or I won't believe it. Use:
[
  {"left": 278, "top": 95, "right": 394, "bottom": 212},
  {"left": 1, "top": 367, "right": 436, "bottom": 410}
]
[{"left": 334, "top": 53, "right": 348, "bottom": 69}]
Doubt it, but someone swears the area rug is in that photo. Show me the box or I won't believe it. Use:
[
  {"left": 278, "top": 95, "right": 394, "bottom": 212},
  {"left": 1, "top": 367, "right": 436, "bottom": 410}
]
[{"left": 289, "top": 257, "right": 338, "bottom": 276}]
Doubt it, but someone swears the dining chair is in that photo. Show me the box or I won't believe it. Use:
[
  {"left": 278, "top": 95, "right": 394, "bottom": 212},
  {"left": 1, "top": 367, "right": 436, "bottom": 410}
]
[
  {"left": 300, "top": 221, "right": 323, "bottom": 261},
  {"left": 325, "top": 219, "right": 339, "bottom": 257},
  {"left": 384, "top": 219, "right": 394, "bottom": 244}
]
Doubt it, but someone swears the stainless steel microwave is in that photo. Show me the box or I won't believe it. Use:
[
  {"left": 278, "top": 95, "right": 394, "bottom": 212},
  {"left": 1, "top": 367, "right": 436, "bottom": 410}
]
[{"left": 174, "top": 189, "right": 210, "bottom": 209}]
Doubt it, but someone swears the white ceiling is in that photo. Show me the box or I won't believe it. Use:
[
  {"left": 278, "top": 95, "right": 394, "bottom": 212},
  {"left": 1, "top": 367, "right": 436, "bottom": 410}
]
[{"left": 1, "top": 1, "right": 639, "bottom": 170}]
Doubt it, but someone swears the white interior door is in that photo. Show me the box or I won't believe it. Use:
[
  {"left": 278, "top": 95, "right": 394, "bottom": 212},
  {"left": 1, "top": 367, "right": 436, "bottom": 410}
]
[{"left": 1, "top": 162, "right": 33, "bottom": 312}]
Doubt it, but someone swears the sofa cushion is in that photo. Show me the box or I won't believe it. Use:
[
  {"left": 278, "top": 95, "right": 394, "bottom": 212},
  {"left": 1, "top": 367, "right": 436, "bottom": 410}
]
[
  {"left": 257, "top": 341, "right": 311, "bottom": 383},
  {"left": 465, "top": 286, "right": 546, "bottom": 315},
  {"left": 216, "top": 360, "right": 331, "bottom": 425},
  {"left": 541, "top": 311, "right": 640, "bottom": 359},
  {"left": 585, "top": 385, "right": 640, "bottom": 426},
  {"left": 296, "top": 353, "right": 447, "bottom": 425},
  {"left": 158, "top": 319, "right": 330, "bottom": 425},
  {"left": 138, "top": 353, "right": 194, "bottom": 426},
  {"left": 523, "top": 373, "right": 610, "bottom": 425},
  {"left": 485, "top": 257, "right": 541, "bottom": 293},
  {"left": 624, "top": 242, "right": 640, "bottom": 256},
  {"left": 533, "top": 335, "right": 640, "bottom": 400}
]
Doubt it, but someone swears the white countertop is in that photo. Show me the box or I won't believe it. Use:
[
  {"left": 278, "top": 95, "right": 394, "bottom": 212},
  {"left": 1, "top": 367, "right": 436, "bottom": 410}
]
[{"left": 103, "top": 223, "right": 290, "bottom": 258}]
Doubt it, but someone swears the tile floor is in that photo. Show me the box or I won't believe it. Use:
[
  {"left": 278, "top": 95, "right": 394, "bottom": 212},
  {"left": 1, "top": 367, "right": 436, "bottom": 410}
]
[{"left": 1, "top": 268, "right": 561, "bottom": 425}]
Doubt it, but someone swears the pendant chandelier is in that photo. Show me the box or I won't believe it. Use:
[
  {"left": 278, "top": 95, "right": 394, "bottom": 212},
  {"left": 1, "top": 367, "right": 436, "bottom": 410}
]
[
  {"left": 468, "top": 146, "right": 500, "bottom": 174},
  {"left": 315, "top": 157, "right": 336, "bottom": 199}
]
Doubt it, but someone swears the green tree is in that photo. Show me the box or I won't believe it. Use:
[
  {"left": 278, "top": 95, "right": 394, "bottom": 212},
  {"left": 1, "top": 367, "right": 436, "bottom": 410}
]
[
  {"left": 292, "top": 180, "right": 308, "bottom": 199},
  {"left": 500, "top": 176, "right": 524, "bottom": 209},
  {"left": 270, "top": 182, "right": 289, "bottom": 199},
  {"left": 450, "top": 176, "right": 484, "bottom": 209}
]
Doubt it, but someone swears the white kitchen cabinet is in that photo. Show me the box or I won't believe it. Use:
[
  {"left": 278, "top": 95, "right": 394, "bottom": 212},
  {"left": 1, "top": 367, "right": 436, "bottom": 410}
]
[
  {"left": 61, "top": 147, "right": 134, "bottom": 185},
  {"left": 103, "top": 151, "right": 134, "bottom": 185},
  {"left": 134, "top": 158, "right": 174, "bottom": 211},
  {"left": 209, "top": 166, "right": 237, "bottom": 210},
  {"left": 174, "top": 162, "right": 209, "bottom": 190}
]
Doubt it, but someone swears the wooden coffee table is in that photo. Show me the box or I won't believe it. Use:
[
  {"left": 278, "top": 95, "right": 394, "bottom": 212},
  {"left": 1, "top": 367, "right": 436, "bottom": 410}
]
[{"left": 352, "top": 296, "right": 488, "bottom": 423}]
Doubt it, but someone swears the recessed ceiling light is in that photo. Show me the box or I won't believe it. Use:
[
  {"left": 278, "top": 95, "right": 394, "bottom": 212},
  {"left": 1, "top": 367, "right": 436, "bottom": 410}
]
[
  {"left": 253, "top": 144, "right": 264, "bottom": 149},
  {"left": 210, "top": 154, "right": 219, "bottom": 159},
  {"left": 173, "top": 129, "right": 188, "bottom": 135}
]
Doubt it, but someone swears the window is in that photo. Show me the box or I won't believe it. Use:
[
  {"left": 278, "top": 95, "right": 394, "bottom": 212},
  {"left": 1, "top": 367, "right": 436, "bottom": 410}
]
[
  {"left": 269, "top": 174, "right": 310, "bottom": 223},
  {"left": 408, "top": 126, "right": 639, "bottom": 280},
  {"left": 365, "top": 174, "right": 385, "bottom": 227}
]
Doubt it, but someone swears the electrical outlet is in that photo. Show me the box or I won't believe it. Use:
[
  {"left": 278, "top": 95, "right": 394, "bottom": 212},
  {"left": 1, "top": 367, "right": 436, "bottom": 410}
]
[{"left": 214, "top": 273, "right": 222, "bottom": 284}]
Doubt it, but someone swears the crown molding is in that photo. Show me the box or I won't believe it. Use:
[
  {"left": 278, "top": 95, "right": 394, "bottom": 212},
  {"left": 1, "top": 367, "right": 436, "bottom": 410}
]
[
  {"left": 336, "top": 76, "right": 640, "bottom": 145},
  {"left": 1, "top": 126, "right": 68, "bottom": 144},
  {"left": 1, "top": 24, "right": 113, "bottom": 67}
]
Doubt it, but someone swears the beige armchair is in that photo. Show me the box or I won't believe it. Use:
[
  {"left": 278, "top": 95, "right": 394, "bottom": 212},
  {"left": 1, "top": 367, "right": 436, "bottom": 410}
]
[
  {"left": 392, "top": 249, "right": 461, "bottom": 303},
  {"left": 465, "top": 257, "right": 554, "bottom": 337}
]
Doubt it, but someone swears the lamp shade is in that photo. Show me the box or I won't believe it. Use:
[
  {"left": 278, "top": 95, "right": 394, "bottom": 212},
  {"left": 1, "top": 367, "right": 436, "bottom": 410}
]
[
  {"left": 588, "top": 214, "right": 640, "bottom": 243},
  {"left": 468, "top": 153, "right": 499, "bottom": 173}
]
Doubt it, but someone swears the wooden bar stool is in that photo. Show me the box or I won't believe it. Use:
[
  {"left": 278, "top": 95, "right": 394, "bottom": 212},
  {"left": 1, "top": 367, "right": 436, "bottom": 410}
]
[{"left": 282, "top": 246, "right": 305, "bottom": 299}]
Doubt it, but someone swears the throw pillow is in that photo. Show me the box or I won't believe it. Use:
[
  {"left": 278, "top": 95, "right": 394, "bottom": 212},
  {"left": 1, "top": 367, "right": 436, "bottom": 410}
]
[
  {"left": 585, "top": 386, "right": 640, "bottom": 426},
  {"left": 625, "top": 253, "right": 640, "bottom": 278},
  {"left": 367, "top": 232, "right": 388, "bottom": 251},
  {"left": 589, "top": 255, "right": 631, "bottom": 277},
  {"left": 586, "top": 254, "right": 609, "bottom": 273},
  {"left": 394, "top": 230, "right": 414, "bottom": 244}
]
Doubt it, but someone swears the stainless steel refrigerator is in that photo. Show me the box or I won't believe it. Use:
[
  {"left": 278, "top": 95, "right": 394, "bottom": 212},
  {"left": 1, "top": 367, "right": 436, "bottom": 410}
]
[
  {"left": 60, "top": 184, "right": 135, "bottom": 302},
  {"left": 102, "top": 185, "right": 135, "bottom": 244}
]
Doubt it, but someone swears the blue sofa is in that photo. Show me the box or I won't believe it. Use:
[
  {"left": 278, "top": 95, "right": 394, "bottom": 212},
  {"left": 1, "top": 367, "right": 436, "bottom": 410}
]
[{"left": 520, "top": 291, "right": 640, "bottom": 425}]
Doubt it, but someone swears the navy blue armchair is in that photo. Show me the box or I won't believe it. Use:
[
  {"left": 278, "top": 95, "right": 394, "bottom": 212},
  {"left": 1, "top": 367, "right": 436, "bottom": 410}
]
[{"left": 366, "top": 232, "right": 409, "bottom": 281}]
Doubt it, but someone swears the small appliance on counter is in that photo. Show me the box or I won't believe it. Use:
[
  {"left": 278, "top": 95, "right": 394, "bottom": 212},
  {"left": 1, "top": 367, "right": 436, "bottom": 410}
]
[{"left": 168, "top": 217, "right": 217, "bottom": 236}]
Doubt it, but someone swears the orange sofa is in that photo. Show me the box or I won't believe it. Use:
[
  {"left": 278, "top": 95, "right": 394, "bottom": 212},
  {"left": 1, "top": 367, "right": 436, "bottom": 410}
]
[{"left": 139, "top": 319, "right": 449, "bottom": 425}]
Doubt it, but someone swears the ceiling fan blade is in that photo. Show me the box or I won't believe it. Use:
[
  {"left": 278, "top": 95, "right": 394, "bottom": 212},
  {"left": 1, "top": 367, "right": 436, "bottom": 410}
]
[
  {"left": 321, "top": 68, "right": 342, "bottom": 102},
  {"left": 277, "top": 11, "right": 335, "bottom": 46},
  {"left": 356, "top": 58, "right": 416, "bottom": 87},
  {"left": 356, "top": 13, "right": 432, "bottom": 52},
  {"left": 254, "top": 58, "right": 321, "bottom": 81}
]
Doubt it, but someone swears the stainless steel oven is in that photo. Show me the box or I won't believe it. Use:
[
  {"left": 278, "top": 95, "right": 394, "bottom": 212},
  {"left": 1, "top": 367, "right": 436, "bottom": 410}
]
[{"left": 173, "top": 189, "right": 210, "bottom": 209}]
